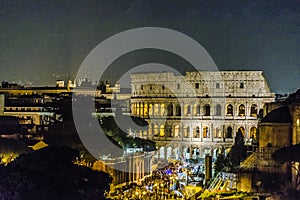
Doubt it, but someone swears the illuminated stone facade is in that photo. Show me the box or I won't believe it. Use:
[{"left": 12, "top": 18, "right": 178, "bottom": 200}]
[{"left": 130, "top": 71, "right": 275, "bottom": 160}]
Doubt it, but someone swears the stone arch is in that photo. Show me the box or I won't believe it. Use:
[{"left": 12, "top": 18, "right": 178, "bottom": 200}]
[
  {"left": 250, "top": 126, "right": 257, "bottom": 140},
  {"left": 250, "top": 104, "right": 258, "bottom": 116},
  {"left": 184, "top": 126, "right": 190, "bottom": 138},
  {"left": 203, "top": 126, "right": 210, "bottom": 138},
  {"left": 184, "top": 104, "right": 192, "bottom": 116},
  {"left": 238, "top": 126, "right": 245, "bottom": 137},
  {"left": 159, "top": 146, "right": 165, "bottom": 159},
  {"left": 154, "top": 103, "right": 159, "bottom": 116},
  {"left": 216, "top": 104, "right": 221, "bottom": 116},
  {"left": 238, "top": 104, "right": 245, "bottom": 116},
  {"left": 226, "top": 104, "right": 233, "bottom": 116},
  {"left": 194, "top": 104, "right": 201, "bottom": 116},
  {"left": 204, "top": 104, "right": 210, "bottom": 116},
  {"left": 167, "top": 104, "right": 173, "bottom": 116},
  {"left": 154, "top": 124, "right": 159, "bottom": 136},
  {"left": 175, "top": 104, "right": 181, "bottom": 116},
  {"left": 193, "top": 126, "right": 200, "bottom": 138},
  {"left": 166, "top": 146, "right": 172, "bottom": 159},
  {"left": 159, "top": 125, "right": 165, "bottom": 137},
  {"left": 149, "top": 103, "right": 153, "bottom": 116},
  {"left": 174, "top": 125, "right": 180, "bottom": 138},
  {"left": 160, "top": 103, "right": 165, "bottom": 116},
  {"left": 226, "top": 126, "right": 233, "bottom": 138}
]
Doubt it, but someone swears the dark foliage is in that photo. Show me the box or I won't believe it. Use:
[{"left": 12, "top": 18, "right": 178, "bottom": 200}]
[
  {"left": 0, "top": 146, "right": 112, "bottom": 200},
  {"left": 227, "top": 129, "right": 247, "bottom": 167}
]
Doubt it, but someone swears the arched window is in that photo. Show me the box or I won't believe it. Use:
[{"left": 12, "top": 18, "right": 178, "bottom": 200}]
[
  {"left": 226, "top": 126, "right": 232, "bottom": 138},
  {"left": 160, "top": 104, "right": 165, "bottom": 116},
  {"left": 250, "top": 104, "right": 257, "bottom": 116},
  {"left": 194, "top": 104, "right": 201, "bottom": 116},
  {"left": 149, "top": 104, "right": 153, "bottom": 116},
  {"left": 184, "top": 126, "right": 190, "bottom": 138},
  {"left": 226, "top": 104, "right": 233, "bottom": 116},
  {"left": 175, "top": 105, "right": 181, "bottom": 116},
  {"left": 216, "top": 104, "right": 221, "bottom": 116},
  {"left": 154, "top": 125, "right": 158, "bottom": 136},
  {"left": 238, "top": 127, "right": 245, "bottom": 137},
  {"left": 140, "top": 103, "right": 144, "bottom": 116},
  {"left": 203, "top": 126, "right": 209, "bottom": 138},
  {"left": 144, "top": 104, "right": 148, "bottom": 116},
  {"left": 193, "top": 126, "right": 200, "bottom": 138},
  {"left": 154, "top": 104, "right": 159, "bottom": 116},
  {"left": 167, "top": 104, "right": 173, "bottom": 116},
  {"left": 184, "top": 104, "right": 191, "bottom": 116},
  {"left": 174, "top": 125, "right": 180, "bottom": 138},
  {"left": 159, "top": 125, "right": 165, "bottom": 137},
  {"left": 250, "top": 127, "right": 257, "bottom": 139},
  {"left": 238, "top": 104, "right": 245, "bottom": 116},
  {"left": 214, "top": 127, "right": 222, "bottom": 138},
  {"left": 204, "top": 104, "right": 210, "bottom": 116},
  {"left": 148, "top": 124, "right": 153, "bottom": 136}
]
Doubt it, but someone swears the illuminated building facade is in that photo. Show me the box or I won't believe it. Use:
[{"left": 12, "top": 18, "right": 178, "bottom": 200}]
[{"left": 130, "top": 71, "right": 275, "bottom": 160}]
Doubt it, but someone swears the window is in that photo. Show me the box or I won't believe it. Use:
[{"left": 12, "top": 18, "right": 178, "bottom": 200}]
[
  {"left": 185, "top": 104, "right": 191, "bottom": 115},
  {"left": 203, "top": 126, "right": 209, "bottom": 138},
  {"left": 250, "top": 104, "right": 257, "bottom": 116},
  {"left": 141, "top": 84, "right": 143, "bottom": 90},
  {"left": 194, "top": 104, "right": 201, "bottom": 116},
  {"left": 216, "top": 104, "right": 221, "bottom": 116},
  {"left": 174, "top": 125, "right": 180, "bottom": 138},
  {"left": 195, "top": 83, "right": 199, "bottom": 89},
  {"left": 160, "top": 104, "right": 165, "bottom": 116},
  {"left": 226, "top": 126, "right": 233, "bottom": 138},
  {"left": 226, "top": 104, "right": 233, "bottom": 116},
  {"left": 149, "top": 85, "right": 152, "bottom": 90},
  {"left": 162, "top": 85, "right": 165, "bottom": 90},
  {"left": 154, "top": 125, "right": 158, "bottom": 136},
  {"left": 159, "top": 125, "right": 165, "bottom": 137},
  {"left": 250, "top": 127, "right": 257, "bottom": 140},
  {"left": 184, "top": 126, "right": 190, "bottom": 138},
  {"left": 214, "top": 128, "right": 222, "bottom": 138},
  {"left": 238, "top": 104, "right": 245, "bottom": 116},
  {"left": 177, "top": 83, "right": 180, "bottom": 89},
  {"left": 193, "top": 126, "right": 200, "bottom": 138},
  {"left": 167, "top": 104, "right": 173, "bottom": 116},
  {"left": 216, "top": 82, "right": 220, "bottom": 89},
  {"left": 204, "top": 104, "right": 210, "bottom": 116},
  {"left": 240, "top": 82, "right": 244, "bottom": 89},
  {"left": 175, "top": 105, "right": 181, "bottom": 116}
]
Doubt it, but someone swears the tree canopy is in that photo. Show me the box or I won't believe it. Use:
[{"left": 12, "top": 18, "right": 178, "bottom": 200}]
[{"left": 0, "top": 146, "right": 112, "bottom": 200}]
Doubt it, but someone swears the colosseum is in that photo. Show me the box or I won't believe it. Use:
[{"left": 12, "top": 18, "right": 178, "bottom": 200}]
[{"left": 130, "top": 71, "right": 275, "bottom": 161}]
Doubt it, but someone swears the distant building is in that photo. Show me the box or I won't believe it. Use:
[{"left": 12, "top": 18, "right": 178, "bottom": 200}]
[{"left": 130, "top": 71, "right": 275, "bottom": 160}]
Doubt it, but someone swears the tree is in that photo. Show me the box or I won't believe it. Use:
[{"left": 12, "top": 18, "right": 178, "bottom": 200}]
[
  {"left": 227, "top": 129, "right": 247, "bottom": 168},
  {"left": 214, "top": 148, "right": 226, "bottom": 173},
  {"left": 0, "top": 146, "right": 112, "bottom": 200}
]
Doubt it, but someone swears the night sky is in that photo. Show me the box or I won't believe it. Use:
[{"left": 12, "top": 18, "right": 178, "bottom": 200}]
[{"left": 0, "top": 0, "right": 300, "bottom": 93}]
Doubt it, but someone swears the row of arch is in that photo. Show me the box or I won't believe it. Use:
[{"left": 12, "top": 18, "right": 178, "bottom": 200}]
[
  {"left": 132, "top": 102, "right": 258, "bottom": 117},
  {"left": 137, "top": 124, "right": 257, "bottom": 140}
]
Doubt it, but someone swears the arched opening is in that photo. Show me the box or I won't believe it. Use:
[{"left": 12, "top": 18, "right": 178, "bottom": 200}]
[
  {"left": 238, "top": 104, "right": 245, "bottom": 116},
  {"left": 149, "top": 104, "right": 153, "bottom": 116},
  {"left": 184, "top": 126, "right": 190, "bottom": 138},
  {"left": 196, "top": 104, "right": 201, "bottom": 115},
  {"left": 160, "top": 104, "right": 165, "bottom": 116},
  {"left": 154, "top": 124, "right": 158, "bottom": 136},
  {"left": 193, "top": 126, "right": 200, "bottom": 138},
  {"left": 214, "top": 127, "right": 222, "bottom": 138},
  {"left": 203, "top": 126, "right": 209, "bottom": 138},
  {"left": 238, "top": 127, "right": 245, "bottom": 137},
  {"left": 159, "top": 125, "right": 165, "bottom": 137},
  {"left": 159, "top": 146, "right": 165, "bottom": 159},
  {"left": 174, "top": 125, "right": 180, "bottom": 138},
  {"left": 154, "top": 104, "right": 159, "bottom": 116},
  {"left": 226, "top": 104, "right": 233, "bottom": 116},
  {"left": 167, "top": 147, "right": 172, "bottom": 159},
  {"left": 250, "top": 104, "right": 258, "bottom": 116},
  {"left": 250, "top": 127, "right": 257, "bottom": 140},
  {"left": 148, "top": 123, "right": 153, "bottom": 136},
  {"left": 184, "top": 104, "right": 191, "bottom": 116},
  {"left": 139, "top": 103, "right": 144, "bottom": 116},
  {"left": 204, "top": 104, "right": 210, "bottom": 116},
  {"left": 226, "top": 126, "right": 233, "bottom": 138},
  {"left": 175, "top": 105, "right": 181, "bottom": 116},
  {"left": 167, "top": 104, "right": 173, "bottom": 116},
  {"left": 216, "top": 104, "right": 221, "bottom": 116},
  {"left": 144, "top": 103, "right": 148, "bottom": 116}
]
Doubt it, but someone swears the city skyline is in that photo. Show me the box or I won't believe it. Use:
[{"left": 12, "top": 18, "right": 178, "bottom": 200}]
[{"left": 1, "top": 0, "right": 300, "bottom": 93}]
